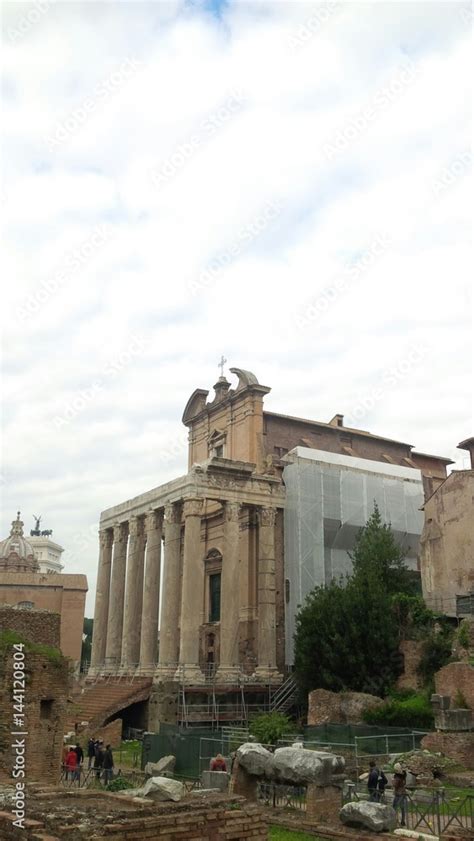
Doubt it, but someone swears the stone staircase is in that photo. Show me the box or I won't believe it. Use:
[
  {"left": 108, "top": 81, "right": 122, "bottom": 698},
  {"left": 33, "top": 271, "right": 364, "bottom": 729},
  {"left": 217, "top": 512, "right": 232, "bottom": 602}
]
[{"left": 65, "top": 676, "right": 153, "bottom": 736}]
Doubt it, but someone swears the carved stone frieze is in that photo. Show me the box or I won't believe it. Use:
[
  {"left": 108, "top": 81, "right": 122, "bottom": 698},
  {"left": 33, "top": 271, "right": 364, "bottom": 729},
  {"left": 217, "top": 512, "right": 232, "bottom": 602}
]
[{"left": 259, "top": 507, "right": 277, "bottom": 528}]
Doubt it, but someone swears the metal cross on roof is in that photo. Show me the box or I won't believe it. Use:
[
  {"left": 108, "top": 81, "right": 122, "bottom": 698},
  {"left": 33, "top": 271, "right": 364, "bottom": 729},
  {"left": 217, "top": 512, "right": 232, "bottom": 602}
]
[{"left": 218, "top": 355, "right": 227, "bottom": 378}]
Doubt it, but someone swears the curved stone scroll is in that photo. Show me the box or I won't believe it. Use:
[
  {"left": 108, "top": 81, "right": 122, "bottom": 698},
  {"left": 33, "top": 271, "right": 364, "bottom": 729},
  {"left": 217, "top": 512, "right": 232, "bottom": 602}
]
[{"left": 229, "top": 367, "right": 260, "bottom": 391}]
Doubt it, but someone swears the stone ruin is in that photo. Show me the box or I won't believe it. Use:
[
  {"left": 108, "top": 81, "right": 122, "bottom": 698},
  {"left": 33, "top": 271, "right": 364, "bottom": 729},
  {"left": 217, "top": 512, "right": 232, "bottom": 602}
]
[{"left": 431, "top": 693, "right": 473, "bottom": 732}]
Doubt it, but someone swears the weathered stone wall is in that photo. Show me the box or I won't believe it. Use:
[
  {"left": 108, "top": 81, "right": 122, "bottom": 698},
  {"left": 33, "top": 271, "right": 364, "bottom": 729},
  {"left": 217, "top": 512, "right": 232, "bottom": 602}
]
[
  {"left": 67, "top": 718, "right": 123, "bottom": 751},
  {"left": 0, "top": 605, "right": 60, "bottom": 647},
  {"left": 396, "top": 639, "right": 424, "bottom": 690},
  {"left": 0, "top": 649, "right": 69, "bottom": 783},
  {"left": 308, "top": 688, "right": 383, "bottom": 725},
  {"left": 435, "top": 662, "right": 474, "bottom": 709},
  {"left": 421, "top": 731, "right": 474, "bottom": 769},
  {"left": 0, "top": 791, "right": 268, "bottom": 840},
  {"left": 420, "top": 470, "right": 474, "bottom": 615}
]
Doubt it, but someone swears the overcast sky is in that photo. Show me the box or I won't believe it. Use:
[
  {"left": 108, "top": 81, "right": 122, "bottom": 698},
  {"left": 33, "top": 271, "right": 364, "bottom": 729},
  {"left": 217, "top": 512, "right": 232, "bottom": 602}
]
[{"left": 1, "top": 1, "right": 472, "bottom": 615}]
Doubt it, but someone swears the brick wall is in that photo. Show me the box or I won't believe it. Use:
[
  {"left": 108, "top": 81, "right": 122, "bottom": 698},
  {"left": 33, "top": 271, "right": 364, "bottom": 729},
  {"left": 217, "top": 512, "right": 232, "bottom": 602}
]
[
  {"left": 435, "top": 662, "right": 474, "bottom": 709},
  {"left": 421, "top": 731, "right": 474, "bottom": 769},
  {"left": 0, "top": 648, "right": 69, "bottom": 783},
  {"left": 0, "top": 792, "right": 268, "bottom": 840},
  {"left": 0, "top": 605, "right": 60, "bottom": 647},
  {"left": 396, "top": 639, "right": 424, "bottom": 690},
  {"left": 308, "top": 688, "right": 383, "bottom": 725}
]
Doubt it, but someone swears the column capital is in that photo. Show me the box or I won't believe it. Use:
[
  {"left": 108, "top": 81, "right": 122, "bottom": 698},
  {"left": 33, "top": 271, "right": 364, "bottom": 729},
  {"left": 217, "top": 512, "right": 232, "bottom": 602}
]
[
  {"left": 183, "top": 498, "right": 204, "bottom": 518},
  {"left": 113, "top": 521, "right": 128, "bottom": 543},
  {"left": 128, "top": 515, "right": 144, "bottom": 537},
  {"left": 258, "top": 507, "right": 277, "bottom": 528},
  {"left": 99, "top": 528, "right": 113, "bottom": 549},
  {"left": 224, "top": 500, "right": 241, "bottom": 522},
  {"left": 145, "top": 509, "right": 163, "bottom": 533},
  {"left": 164, "top": 501, "right": 182, "bottom": 525}
]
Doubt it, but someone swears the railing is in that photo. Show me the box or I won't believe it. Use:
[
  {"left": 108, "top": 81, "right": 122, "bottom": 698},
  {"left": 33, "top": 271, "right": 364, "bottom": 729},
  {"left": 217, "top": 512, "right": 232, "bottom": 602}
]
[
  {"left": 344, "top": 784, "right": 474, "bottom": 836},
  {"left": 257, "top": 781, "right": 307, "bottom": 812}
]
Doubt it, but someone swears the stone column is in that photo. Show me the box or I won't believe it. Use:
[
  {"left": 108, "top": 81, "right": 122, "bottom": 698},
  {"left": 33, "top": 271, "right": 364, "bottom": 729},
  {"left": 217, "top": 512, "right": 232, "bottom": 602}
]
[
  {"left": 254, "top": 507, "right": 280, "bottom": 682},
  {"left": 175, "top": 498, "right": 205, "bottom": 684},
  {"left": 90, "top": 528, "right": 113, "bottom": 672},
  {"left": 105, "top": 521, "right": 128, "bottom": 670},
  {"left": 121, "top": 515, "right": 146, "bottom": 669},
  {"left": 216, "top": 501, "right": 241, "bottom": 683},
  {"left": 155, "top": 502, "right": 182, "bottom": 680},
  {"left": 139, "top": 509, "right": 163, "bottom": 672}
]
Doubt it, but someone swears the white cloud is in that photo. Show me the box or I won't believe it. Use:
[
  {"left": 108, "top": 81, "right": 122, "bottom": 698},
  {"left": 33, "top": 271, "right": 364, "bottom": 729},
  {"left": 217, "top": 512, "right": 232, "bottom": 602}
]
[{"left": 1, "top": 1, "right": 472, "bottom": 613}]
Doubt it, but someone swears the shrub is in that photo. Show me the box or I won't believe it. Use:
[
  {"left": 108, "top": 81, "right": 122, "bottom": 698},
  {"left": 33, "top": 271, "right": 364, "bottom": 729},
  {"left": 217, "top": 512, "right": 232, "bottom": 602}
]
[
  {"left": 105, "top": 775, "right": 136, "bottom": 792},
  {"left": 417, "top": 626, "right": 454, "bottom": 690},
  {"left": 363, "top": 693, "right": 434, "bottom": 729},
  {"left": 457, "top": 623, "right": 470, "bottom": 650},
  {"left": 249, "top": 712, "right": 296, "bottom": 746}
]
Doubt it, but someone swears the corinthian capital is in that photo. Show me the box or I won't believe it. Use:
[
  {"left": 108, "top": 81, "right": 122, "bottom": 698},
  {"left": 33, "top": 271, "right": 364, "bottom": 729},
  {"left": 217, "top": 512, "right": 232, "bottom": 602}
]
[
  {"left": 113, "top": 521, "right": 128, "bottom": 544},
  {"left": 183, "top": 498, "right": 204, "bottom": 518},
  {"left": 99, "top": 528, "right": 113, "bottom": 549},
  {"left": 164, "top": 502, "right": 182, "bottom": 525},
  {"left": 224, "top": 501, "right": 241, "bottom": 522},
  {"left": 128, "top": 515, "right": 144, "bottom": 538},
  {"left": 146, "top": 509, "right": 163, "bottom": 533},
  {"left": 259, "top": 507, "right": 277, "bottom": 528}
]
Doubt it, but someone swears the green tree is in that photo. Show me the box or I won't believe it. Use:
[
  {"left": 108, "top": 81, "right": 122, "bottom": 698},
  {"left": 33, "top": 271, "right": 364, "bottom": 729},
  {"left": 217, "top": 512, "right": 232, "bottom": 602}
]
[
  {"left": 249, "top": 712, "right": 296, "bottom": 745},
  {"left": 294, "top": 505, "right": 412, "bottom": 697}
]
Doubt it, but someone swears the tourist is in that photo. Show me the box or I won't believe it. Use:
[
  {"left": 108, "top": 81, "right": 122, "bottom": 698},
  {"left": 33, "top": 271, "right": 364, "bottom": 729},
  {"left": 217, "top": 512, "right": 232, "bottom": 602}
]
[
  {"left": 367, "top": 761, "right": 380, "bottom": 801},
  {"left": 210, "top": 753, "right": 227, "bottom": 772},
  {"left": 103, "top": 744, "right": 114, "bottom": 785},
  {"left": 94, "top": 739, "right": 105, "bottom": 779},
  {"left": 65, "top": 746, "right": 78, "bottom": 782},
  {"left": 377, "top": 768, "right": 388, "bottom": 802},
  {"left": 74, "top": 743, "right": 84, "bottom": 782},
  {"left": 392, "top": 763, "right": 408, "bottom": 827},
  {"left": 87, "top": 737, "right": 96, "bottom": 769}
]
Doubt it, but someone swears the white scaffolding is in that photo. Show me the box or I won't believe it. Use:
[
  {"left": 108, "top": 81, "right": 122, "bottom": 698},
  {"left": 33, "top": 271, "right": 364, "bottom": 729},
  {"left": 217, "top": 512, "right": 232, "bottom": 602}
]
[{"left": 283, "top": 447, "right": 425, "bottom": 665}]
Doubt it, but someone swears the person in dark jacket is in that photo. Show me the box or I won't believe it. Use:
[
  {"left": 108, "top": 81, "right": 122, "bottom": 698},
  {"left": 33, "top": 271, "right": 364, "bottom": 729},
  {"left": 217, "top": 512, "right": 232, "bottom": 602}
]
[
  {"left": 87, "top": 738, "right": 96, "bottom": 769},
  {"left": 367, "top": 761, "right": 380, "bottom": 801},
  {"left": 103, "top": 744, "right": 114, "bottom": 784},
  {"left": 94, "top": 740, "right": 105, "bottom": 779}
]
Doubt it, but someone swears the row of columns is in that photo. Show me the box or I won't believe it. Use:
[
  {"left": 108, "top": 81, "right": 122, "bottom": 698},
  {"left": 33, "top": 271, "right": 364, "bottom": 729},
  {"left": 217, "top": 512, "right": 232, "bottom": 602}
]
[{"left": 90, "top": 498, "right": 279, "bottom": 682}]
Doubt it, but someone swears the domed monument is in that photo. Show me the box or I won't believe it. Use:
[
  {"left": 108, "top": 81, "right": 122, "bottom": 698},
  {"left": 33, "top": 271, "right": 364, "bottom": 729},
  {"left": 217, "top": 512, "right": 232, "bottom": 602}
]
[{"left": 0, "top": 512, "right": 39, "bottom": 573}]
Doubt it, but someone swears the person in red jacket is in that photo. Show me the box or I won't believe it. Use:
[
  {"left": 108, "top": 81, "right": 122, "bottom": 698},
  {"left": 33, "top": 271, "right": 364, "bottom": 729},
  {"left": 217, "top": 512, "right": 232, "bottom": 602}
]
[
  {"left": 65, "top": 747, "right": 78, "bottom": 782},
  {"left": 210, "top": 753, "right": 227, "bottom": 772}
]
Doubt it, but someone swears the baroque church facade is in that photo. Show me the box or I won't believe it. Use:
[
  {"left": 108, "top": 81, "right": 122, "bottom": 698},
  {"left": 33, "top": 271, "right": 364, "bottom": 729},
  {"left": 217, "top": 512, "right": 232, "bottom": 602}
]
[{"left": 90, "top": 366, "right": 451, "bottom": 711}]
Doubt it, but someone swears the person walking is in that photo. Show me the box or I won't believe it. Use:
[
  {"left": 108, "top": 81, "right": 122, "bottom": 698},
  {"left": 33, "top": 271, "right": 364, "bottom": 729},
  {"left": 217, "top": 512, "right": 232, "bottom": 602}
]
[
  {"left": 74, "top": 743, "right": 84, "bottom": 783},
  {"left": 392, "top": 763, "right": 408, "bottom": 827},
  {"left": 103, "top": 744, "right": 114, "bottom": 785},
  {"left": 377, "top": 768, "right": 388, "bottom": 803}
]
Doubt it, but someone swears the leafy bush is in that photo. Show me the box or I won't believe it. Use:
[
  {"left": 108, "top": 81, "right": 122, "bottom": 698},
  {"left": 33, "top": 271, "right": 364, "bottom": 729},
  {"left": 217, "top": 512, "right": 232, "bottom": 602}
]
[
  {"left": 105, "top": 775, "right": 136, "bottom": 792},
  {"left": 417, "top": 626, "right": 455, "bottom": 689},
  {"left": 363, "top": 693, "right": 434, "bottom": 729},
  {"left": 249, "top": 712, "right": 296, "bottom": 745},
  {"left": 457, "top": 623, "right": 470, "bottom": 650}
]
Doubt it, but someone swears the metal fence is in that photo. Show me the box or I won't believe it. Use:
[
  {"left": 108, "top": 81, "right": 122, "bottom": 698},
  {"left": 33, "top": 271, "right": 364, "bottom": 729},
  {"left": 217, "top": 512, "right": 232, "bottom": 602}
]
[
  {"left": 257, "top": 782, "right": 307, "bottom": 812},
  {"left": 344, "top": 783, "right": 474, "bottom": 837}
]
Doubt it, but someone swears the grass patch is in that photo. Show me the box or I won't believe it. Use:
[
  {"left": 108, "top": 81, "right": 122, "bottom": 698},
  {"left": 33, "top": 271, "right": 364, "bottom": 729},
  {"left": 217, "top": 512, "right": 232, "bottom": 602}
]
[
  {"left": 269, "top": 828, "right": 325, "bottom": 840},
  {"left": 116, "top": 740, "right": 141, "bottom": 768}
]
